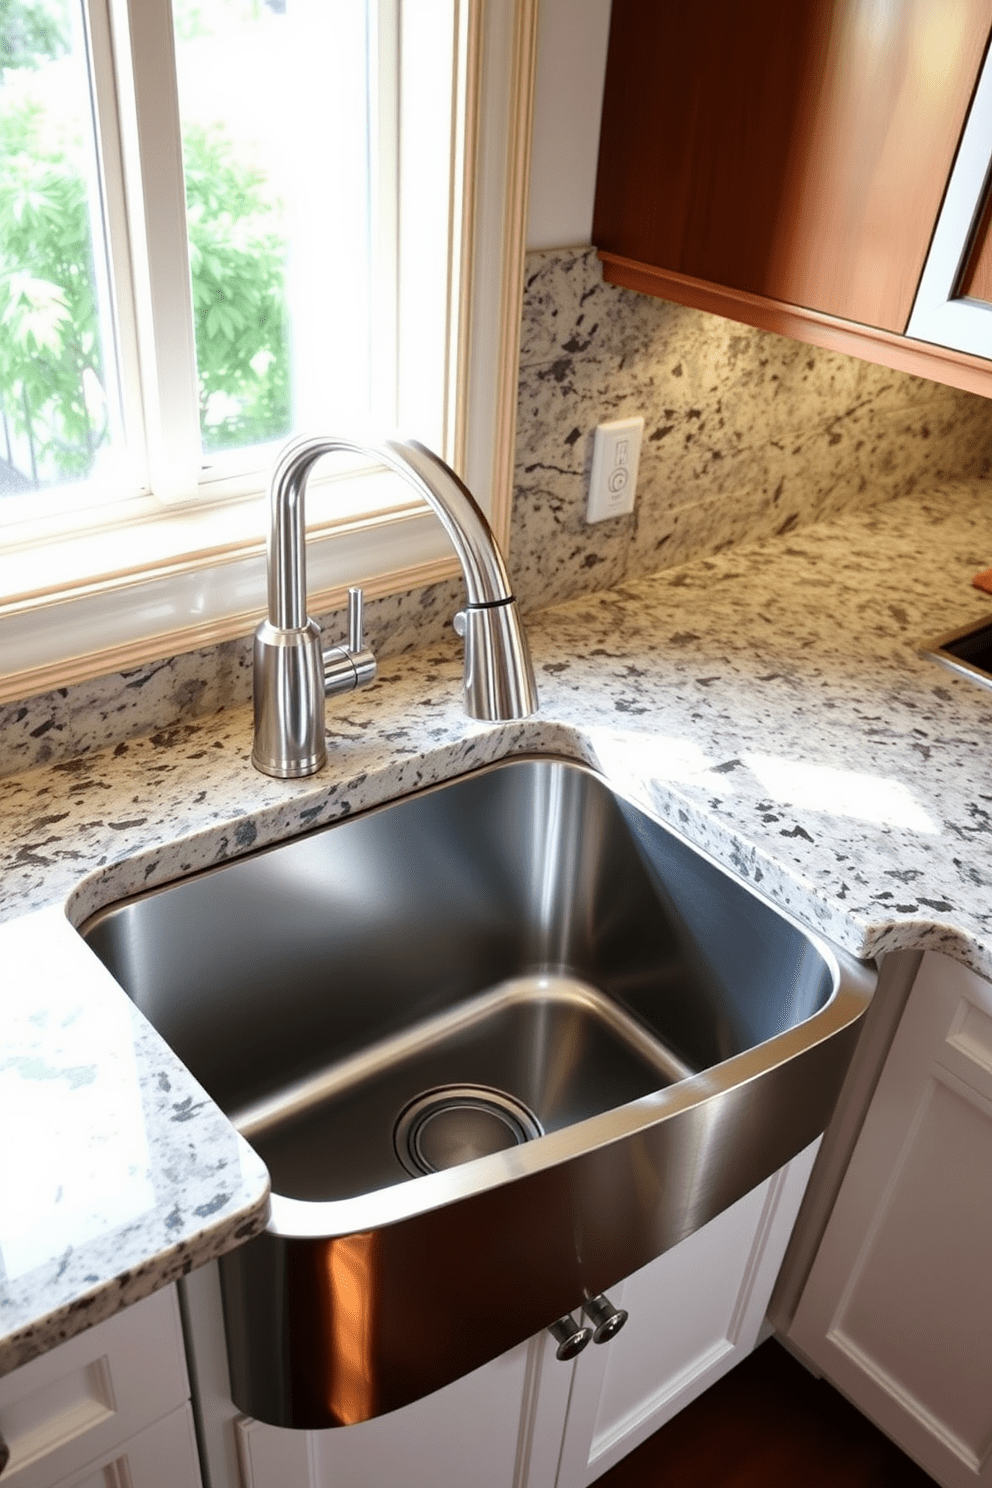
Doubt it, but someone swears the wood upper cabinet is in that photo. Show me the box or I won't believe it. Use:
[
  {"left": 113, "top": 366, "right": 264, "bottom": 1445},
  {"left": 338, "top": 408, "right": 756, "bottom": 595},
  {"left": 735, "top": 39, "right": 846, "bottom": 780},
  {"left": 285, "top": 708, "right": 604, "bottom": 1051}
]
[{"left": 593, "top": 0, "right": 992, "bottom": 389}]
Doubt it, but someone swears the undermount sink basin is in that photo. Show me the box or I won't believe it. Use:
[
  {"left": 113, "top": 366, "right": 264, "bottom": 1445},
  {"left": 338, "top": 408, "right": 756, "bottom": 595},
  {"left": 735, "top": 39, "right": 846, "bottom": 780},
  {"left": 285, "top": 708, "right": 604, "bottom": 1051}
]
[{"left": 79, "top": 755, "right": 874, "bottom": 1428}]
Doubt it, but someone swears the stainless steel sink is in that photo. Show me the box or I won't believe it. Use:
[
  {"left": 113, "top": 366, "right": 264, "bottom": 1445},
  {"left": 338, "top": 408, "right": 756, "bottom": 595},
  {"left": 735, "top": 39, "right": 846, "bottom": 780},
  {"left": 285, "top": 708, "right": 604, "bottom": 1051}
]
[{"left": 79, "top": 756, "right": 874, "bottom": 1428}]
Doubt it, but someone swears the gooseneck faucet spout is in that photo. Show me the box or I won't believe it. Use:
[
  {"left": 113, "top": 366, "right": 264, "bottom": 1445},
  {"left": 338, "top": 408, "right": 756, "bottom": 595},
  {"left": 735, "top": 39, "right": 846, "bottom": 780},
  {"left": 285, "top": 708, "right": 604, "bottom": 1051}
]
[{"left": 252, "top": 433, "right": 539, "bottom": 778}]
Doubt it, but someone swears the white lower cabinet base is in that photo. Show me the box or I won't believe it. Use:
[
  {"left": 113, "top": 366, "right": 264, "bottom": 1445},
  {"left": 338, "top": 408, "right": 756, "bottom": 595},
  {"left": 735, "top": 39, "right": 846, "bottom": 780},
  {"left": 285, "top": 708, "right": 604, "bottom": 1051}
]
[
  {"left": 789, "top": 952, "right": 992, "bottom": 1488},
  {"left": 186, "top": 1143, "right": 819, "bottom": 1488},
  {"left": 556, "top": 1144, "right": 818, "bottom": 1488},
  {"left": 235, "top": 1336, "right": 571, "bottom": 1488}
]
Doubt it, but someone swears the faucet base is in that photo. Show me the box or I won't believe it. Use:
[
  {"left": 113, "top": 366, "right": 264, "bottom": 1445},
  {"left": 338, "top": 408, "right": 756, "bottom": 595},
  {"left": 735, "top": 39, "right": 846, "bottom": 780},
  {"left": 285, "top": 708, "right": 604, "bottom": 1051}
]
[{"left": 252, "top": 619, "right": 327, "bottom": 779}]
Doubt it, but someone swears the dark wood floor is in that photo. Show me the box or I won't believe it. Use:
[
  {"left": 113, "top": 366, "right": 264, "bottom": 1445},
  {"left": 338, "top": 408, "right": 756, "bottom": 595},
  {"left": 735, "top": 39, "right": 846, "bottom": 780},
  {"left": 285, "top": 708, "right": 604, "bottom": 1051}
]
[{"left": 595, "top": 1340, "right": 937, "bottom": 1488}]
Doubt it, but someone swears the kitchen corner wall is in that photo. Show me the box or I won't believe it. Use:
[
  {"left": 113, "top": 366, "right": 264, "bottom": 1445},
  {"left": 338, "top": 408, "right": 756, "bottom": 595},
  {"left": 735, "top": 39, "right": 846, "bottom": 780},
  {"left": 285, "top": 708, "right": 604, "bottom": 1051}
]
[
  {"left": 2, "top": 244, "right": 991, "bottom": 779},
  {"left": 509, "top": 247, "right": 992, "bottom": 610}
]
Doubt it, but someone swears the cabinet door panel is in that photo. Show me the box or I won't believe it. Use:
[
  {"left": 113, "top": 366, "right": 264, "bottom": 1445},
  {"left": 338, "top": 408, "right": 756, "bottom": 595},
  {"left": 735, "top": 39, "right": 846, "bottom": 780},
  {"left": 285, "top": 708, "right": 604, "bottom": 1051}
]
[
  {"left": 0, "top": 1288, "right": 189, "bottom": 1488},
  {"left": 557, "top": 1147, "right": 818, "bottom": 1488},
  {"left": 594, "top": 0, "right": 992, "bottom": 332},
  {"left": 791, "top": 952, "right": 992, "bottom": 1487},
  {"left": 235, "top": 1331, "right": 572, "bottom": 1488},
  {"left": 45, "top": 1406, "right": 201, "bottom": 1488}
]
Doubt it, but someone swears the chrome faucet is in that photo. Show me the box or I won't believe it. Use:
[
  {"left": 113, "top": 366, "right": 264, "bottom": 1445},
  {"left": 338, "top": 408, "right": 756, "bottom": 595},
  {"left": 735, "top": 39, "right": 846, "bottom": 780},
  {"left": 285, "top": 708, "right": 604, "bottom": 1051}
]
[{"left": 252, "top": 433, "right": 538, "bottom": 778}]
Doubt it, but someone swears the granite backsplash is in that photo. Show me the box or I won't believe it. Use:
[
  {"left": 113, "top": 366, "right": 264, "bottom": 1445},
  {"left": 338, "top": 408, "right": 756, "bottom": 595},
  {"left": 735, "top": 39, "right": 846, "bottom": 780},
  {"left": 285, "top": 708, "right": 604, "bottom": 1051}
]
[{"left": 2, "top": 245, "right": 991, "bottom": 779}]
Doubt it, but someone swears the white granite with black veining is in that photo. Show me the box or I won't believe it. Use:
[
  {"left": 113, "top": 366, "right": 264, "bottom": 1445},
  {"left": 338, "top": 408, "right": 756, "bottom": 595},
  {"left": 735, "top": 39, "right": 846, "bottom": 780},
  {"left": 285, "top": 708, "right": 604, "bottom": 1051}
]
[
  {"left": 511, "top": 248, "right": 992, "bottom": 611},
  {"left": 5, "top": 476, "right": 992, "bottom": 1377},
  {"left": 0, "top": 907, "right": 270, "bottom": 1374},
  {"left": 7, "top": 248, "right": 992, "bottom": 785},
  {"left": 7, "top": 479, "right": 992, "bottom": 965}
]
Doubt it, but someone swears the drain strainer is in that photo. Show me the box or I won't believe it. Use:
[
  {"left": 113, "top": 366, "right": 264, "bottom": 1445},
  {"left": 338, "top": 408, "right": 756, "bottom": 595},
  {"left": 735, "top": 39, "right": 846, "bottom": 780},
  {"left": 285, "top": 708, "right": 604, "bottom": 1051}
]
[{"left": 394, "top": 1084, "right": 544, "bottom": 1177}]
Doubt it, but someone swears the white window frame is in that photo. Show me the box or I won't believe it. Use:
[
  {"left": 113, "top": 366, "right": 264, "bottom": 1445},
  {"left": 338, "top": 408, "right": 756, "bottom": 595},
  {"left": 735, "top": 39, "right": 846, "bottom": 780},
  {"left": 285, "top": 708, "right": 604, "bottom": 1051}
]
[{"left": 0, "top": 0, "right": 538, "bottom": 702}]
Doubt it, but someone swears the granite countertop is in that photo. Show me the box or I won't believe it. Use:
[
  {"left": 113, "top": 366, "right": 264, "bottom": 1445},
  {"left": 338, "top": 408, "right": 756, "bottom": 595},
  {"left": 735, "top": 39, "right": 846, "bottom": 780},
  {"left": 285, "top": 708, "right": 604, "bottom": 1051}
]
[{"left": 3, "top": 478, "right": 992, "bottom": 1376}]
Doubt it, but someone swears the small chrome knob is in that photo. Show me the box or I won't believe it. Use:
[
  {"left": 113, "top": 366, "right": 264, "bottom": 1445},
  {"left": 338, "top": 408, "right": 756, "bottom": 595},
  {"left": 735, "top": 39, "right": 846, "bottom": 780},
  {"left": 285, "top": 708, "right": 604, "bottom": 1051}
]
[
  {"left": 584, "top": 1293, "right": 628, "bottom": 1344},
  {"left": 548, "top": 1312, "right": 593, "bottom": 1361}
]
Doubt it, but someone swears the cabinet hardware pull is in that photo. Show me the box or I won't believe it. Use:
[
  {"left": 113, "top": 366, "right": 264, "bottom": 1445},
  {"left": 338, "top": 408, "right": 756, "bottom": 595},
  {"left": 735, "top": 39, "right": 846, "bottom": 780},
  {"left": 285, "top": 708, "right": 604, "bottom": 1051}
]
[
  {"left": 548, "top": 1313, "right": 593, "bottom": 1361},
  {"left": 584, "top": 1293, "right": 629, "bottom": 1344}
]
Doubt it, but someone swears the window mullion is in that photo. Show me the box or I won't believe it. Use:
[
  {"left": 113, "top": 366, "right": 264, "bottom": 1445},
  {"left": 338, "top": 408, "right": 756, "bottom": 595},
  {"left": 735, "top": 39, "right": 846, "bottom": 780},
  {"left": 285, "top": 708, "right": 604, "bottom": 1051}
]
[
  {"left": 107, "top": 0, "right": 201, "bottom": 506},
  {"left": 369, "top": 0, "right": 400, "bottom": 430},
  {"left": 77, "top": 0, "right": 139, "bottom": 498}
]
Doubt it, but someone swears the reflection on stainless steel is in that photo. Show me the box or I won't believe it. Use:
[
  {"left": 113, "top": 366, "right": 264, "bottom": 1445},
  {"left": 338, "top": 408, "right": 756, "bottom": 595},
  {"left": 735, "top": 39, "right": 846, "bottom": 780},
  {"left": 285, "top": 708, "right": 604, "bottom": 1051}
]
[
  {"left": 80, "top": 757, "right": 875, "bottom": 1428},
  {"left": 584, "top": 1292, "right": 628, "bottom": 1344},
  {"left": 325, "top": 1232, "right": 378, "bottom": 1426},
  {"left": 548, "top": 1314, "right": 593, "bottom": 1361},
  {"left": 921, "top": 614, "right": 992, "bottom": 694},
  {"left": 252, "top": 433, "right": 538, "bottom": 778}
]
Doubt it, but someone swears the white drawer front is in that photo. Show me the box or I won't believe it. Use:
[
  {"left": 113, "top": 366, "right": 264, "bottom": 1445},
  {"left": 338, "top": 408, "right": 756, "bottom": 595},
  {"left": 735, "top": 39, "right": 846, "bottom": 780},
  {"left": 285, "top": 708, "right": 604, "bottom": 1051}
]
[{"left": 0, "top": 1287, "right": 189, "bottom": 1488}]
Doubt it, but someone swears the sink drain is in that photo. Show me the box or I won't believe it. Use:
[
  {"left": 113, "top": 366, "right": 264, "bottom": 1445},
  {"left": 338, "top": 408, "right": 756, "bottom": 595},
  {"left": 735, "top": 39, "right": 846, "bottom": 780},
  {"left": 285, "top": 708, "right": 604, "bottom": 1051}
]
[{"left": 394, "top": 1084, "right": 544, "bottom": 1177}]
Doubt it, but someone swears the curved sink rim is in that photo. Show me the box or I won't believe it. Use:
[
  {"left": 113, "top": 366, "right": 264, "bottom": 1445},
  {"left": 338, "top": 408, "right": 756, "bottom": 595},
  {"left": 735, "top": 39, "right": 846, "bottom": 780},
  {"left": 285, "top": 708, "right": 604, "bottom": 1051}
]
[
  {"left": 266, "top": 968, "right": 870, "bottom": 1238},
  {"left": 243, "top": 754, "right": 876, "bottom": 1239}
]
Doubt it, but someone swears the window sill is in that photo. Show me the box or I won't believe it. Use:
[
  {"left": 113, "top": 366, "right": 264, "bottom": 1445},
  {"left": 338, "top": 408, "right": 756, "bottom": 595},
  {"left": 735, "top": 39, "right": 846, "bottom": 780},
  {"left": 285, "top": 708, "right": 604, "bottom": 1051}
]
[{"left": 0, "top": 470, "right": 459, "bottom": 704}]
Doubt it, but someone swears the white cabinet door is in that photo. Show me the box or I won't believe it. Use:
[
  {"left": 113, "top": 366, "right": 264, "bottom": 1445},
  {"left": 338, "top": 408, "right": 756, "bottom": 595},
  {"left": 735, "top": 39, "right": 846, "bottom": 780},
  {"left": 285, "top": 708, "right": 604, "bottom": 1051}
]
[
  {"left": 234, "top": 1331, "right": 572, "bottom": 1488},
  {"left": 556, "top": 1146, "right": 818, "bottom": 1488},
  {"left": 790, "top": 952, "right": 992, "bottom": 1488},
  {"left": 186, "top": 1257, "right": 570, "bottom": 1488}
]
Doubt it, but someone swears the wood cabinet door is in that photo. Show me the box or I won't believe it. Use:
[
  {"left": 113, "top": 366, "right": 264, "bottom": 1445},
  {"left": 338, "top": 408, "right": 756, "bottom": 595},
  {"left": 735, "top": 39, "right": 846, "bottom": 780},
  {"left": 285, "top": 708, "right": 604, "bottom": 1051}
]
[
  {"left": 556, "top": 1146, "right": 818, "bottom": 1488},
  {"left": 790, "top": 952, "right": 992, "bottom": 1488},
  {"left": 594, "top": 0, "right": 992, "bottom": 332}
]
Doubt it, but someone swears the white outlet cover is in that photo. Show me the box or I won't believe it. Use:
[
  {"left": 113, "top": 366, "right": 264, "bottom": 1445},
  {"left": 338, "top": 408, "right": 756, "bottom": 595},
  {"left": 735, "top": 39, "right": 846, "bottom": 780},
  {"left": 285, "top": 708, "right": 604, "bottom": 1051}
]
[{"left": 586, "top": 416, "right": 644, "bottom": 523}]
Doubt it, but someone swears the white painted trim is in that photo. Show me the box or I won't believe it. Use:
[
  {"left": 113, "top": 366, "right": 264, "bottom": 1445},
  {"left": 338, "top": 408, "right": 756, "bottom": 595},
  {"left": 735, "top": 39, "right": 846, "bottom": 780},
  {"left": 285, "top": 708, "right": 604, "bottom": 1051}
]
[
  {"left": 461, "top": 0, "right": 538, "bottom": 552},
  {"left": 0, "top": 1, "right": 535, "bottom": 700},
  {"left": 907, "top": 39, "right": 992, "bottom": 357},
  {"left": 107, "top": 0, "right": 201, "bottom": 504},
  {"left": 0, "top": 513, "right": 460, "bottom": 705}
]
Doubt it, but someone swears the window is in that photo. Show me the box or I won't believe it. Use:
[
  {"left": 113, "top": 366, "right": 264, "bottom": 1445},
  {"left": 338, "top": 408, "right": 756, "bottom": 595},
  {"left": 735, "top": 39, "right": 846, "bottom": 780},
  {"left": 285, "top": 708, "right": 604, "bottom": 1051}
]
[{"left": 0, "top": 0, "right": 536, "bottom": 698}]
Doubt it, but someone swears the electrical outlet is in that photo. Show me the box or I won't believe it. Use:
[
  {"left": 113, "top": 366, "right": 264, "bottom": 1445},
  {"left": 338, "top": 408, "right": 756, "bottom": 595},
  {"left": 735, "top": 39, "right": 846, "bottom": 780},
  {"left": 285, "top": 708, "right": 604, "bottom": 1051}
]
[{"left": 586, "top": 416, "right": 643, "bottom": 523}]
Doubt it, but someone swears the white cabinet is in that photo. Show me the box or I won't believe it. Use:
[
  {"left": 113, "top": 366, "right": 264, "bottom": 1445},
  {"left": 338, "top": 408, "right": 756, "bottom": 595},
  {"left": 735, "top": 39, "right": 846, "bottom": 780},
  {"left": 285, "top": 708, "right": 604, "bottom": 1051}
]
[
  {"left": 907, "top": 38, "right": 992, "bottom": 359},
  {"left": 187, "top": 1144, "right": 818, "bottom": 1488},
  {"left": 789, "top": 951, "right": 992, "bottom": 1488},
  {"left": 0, "top": 1286, "right": 200, "bottom": 1488},
  {"left": 556, "top": 1148, "right": 817, "bottom": 1488}
]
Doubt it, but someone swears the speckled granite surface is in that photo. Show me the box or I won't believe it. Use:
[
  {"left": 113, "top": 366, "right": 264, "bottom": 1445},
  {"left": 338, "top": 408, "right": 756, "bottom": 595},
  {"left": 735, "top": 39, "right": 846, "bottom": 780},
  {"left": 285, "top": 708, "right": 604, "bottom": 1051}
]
[
  {"left": 4, "top": 477, "right": 992, "bottom": 1377},
  {"left": 510, "top": 249, "right": 992, "bottom": 611},
  {"left": 5, "top": 249, "right": 991, "bottom": 783},
  {"left": 0, "top": 909, "right": 270, "bottom": 1374}
]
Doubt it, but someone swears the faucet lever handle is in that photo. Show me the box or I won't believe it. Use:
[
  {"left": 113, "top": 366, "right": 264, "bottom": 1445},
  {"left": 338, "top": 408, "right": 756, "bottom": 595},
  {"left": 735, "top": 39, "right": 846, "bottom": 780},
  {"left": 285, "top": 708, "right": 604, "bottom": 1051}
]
[
  {"left": 323, "top": 587, "right": 377, "bottom": 700},
  {"left": 348, "top": 587, "right": 364, "bottom": 654}
]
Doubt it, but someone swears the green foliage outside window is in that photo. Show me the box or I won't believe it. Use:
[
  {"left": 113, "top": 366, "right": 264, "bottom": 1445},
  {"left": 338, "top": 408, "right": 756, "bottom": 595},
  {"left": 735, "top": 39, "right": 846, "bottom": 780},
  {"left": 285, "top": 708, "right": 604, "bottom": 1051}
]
[
  {"left": 0, "top": 100, "right": 104, "bottom": 485},
  {"left": 184, "top": 124, "right": 289, "bottom": 455},
  {"left": 0, "top": 0, "right": 290, "bottom": 490}
]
